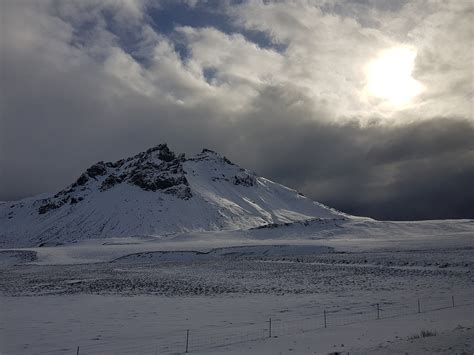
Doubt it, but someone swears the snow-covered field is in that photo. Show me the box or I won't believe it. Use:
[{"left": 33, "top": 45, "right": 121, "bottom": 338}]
[
  {"left": 1, "top": 225, "right": 473, "bottom": 354},
  {"left": 1, "top": 246, "right": 473, "bottom": 297},
  {"left": 2, "top": 292, "right": 473, "bottom": 354}
]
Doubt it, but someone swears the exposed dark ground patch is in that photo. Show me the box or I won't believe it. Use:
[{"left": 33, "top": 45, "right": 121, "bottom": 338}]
[{"left": 1, "top": 249, "right": 472, "bottom": 297}]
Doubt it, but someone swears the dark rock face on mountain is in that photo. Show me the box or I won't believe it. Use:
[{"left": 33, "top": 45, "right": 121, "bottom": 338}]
[
  {"left": 100, "top": 174, "right": 123, "bottom": 191},
  {"left": 233, "top": 173, "right": 256, "bottom": 187},
  {"left": 38, "top": 201, "right": 63, "bottom": 215},
  {"left": 37, "top": 144, "right": 192, "bottom": 215},
  {"left": 190, "top": 149, "right": 234, "bottom": 165},
  {"left": 128, "top": 160, "right": 188, "bottom": 192}
]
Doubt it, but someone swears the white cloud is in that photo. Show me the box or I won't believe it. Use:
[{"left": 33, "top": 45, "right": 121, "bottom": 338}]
[
  {"left": 224, "top": 0, "right": 473, "bottom": 123},
  {"left": 9, "top": 0, "right": 468, "bottom": 124}
]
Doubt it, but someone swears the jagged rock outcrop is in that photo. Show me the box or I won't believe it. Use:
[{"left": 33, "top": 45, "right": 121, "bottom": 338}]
[
  {"left": 232, "top": 173, "right": 256, "bottom": 187},
  {"left": 37, "top": 144, "right": 192, "bottom": 215}
]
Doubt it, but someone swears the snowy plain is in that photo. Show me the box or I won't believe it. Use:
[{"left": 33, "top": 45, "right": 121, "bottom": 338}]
[{"left": 1, "top": 221, "right": 474, "bottom": 354}]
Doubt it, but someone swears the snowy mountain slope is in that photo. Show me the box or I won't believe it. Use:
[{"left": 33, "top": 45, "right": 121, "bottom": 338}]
[
  {"left": 0, "top": 144, "right": 344, "bottom": 247},
  {"left": 244, "top": 217, "right": 474, "bottom": 242}
]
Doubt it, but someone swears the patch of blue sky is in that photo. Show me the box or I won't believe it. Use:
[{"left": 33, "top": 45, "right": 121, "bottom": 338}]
[
  {"left": 147, "top": 1, "right": 287, "bottom": 58},
  {"left": 66, "top": 1, "right": 286, "bottom": 67}
]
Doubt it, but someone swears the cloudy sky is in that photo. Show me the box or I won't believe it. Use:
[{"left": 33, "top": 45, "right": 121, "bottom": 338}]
[{"left": 1, "top": 0, "right": 473, "bottom": 220}]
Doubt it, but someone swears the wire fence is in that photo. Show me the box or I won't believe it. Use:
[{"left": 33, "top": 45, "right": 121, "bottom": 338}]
[{"left": 44, "top": 291, "right": 474, "bottom": 354}]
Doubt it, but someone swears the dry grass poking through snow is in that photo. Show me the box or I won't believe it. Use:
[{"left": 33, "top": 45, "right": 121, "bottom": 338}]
[{"left": 407, "top": 329, "right": 437, "bottom": 339}]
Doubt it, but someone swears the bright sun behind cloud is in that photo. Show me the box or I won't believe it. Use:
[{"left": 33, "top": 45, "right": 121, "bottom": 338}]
[{"left": 365, "top": 46, "right": 424, "bottom": 107}]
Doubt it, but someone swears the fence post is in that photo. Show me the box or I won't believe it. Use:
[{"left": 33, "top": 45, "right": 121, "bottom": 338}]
[
  {"left": 452, "top": 295, "right": 455, "bottom": 308},
  {"left": 417, "top": 299, "right": 421, "bottom": 313},
  {"left": 268, "top": 317, "right": 272, "bottom": 338},
  {"left": 185, "top": 329, "right": 189, "bottom": 353},
  {"left": 324, "top": 310, "right": 327, "bottom": 328},
  {"left": 76, "top": 346, "right": 79, "bottom": 355},
  {"left": 376, "top": 303, "right": 380, "bottom": 320}
]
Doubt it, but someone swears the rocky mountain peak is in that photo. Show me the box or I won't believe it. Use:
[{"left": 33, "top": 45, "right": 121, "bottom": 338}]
[
  {"left": 33, "top": 144, "right": 270, "bottom": 216},
  {"left": 37, "top": 144, "right": 192, "bottom": 215},
  {"left": 2, "top": 144, "right": 344, "bottom": 247},
  {"left": 192, "top": 148, "right": 235, "bottom": 166}
]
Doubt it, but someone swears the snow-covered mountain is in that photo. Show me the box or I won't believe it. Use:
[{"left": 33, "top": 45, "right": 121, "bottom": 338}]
[{"left": 0, "top": 144, "right": 344, "bottom": 247}]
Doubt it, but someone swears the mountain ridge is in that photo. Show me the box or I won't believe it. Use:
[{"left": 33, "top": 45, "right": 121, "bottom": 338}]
[{"left": 0, "top": 144, "right": 344, "bottom": 247}]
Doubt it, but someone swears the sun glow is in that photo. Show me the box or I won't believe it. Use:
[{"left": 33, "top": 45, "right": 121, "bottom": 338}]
[{"left": 365, "top": 46, "right": 424, "bottom": 107}]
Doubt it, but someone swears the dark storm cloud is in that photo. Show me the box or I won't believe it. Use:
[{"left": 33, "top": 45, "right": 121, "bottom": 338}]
[
  {"left": 0, "top": 0, "right": 473, "bottom": 220},
  {"left": 227, "top": 86, "right": 474, "bottom": 220},
  {"left": 366, "top": 119, "right": 474, "bottom": 164}
]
